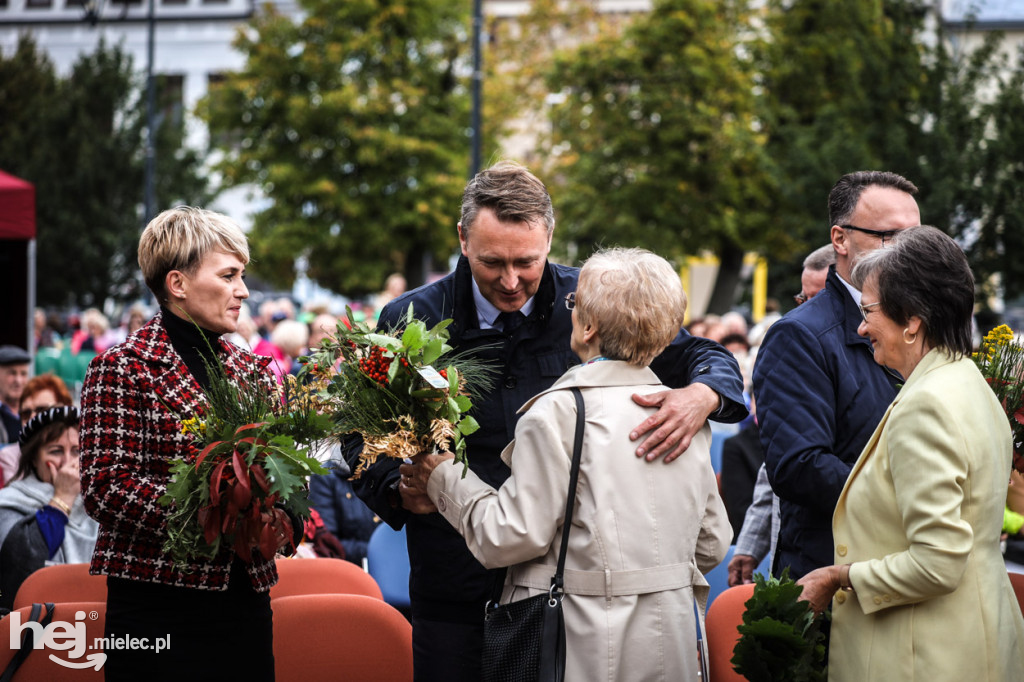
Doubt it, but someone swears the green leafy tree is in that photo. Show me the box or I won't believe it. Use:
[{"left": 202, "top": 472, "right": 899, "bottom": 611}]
[
  {"left": 910, "top": 26, "right": 1024, "bottom": 314},
  {"left": 753, "top": 0, "right": 930, "bottom": 307},
  {"left": 203, "top": 0, "right": 479, "bottom": 296},
  {"left": 537, "top": 0, "right": 780, "bottom": 314},
  {"left": 0, "top": 36, "right": 213, "bottom": 307}
]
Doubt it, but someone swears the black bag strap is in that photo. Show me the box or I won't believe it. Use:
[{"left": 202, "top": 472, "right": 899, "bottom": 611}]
[
  {"left": 487, "top": 387, "right": 587, "bottom": 605},
  {"left": 550, "top": 387, "right": 585, "bottom": 596},
  {"left": 1, "top": 602, "right": 55, "bottom": 682}
]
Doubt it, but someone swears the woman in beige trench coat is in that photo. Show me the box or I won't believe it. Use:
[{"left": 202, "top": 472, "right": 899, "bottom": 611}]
[
  {"left": 405, "top": 247, "right": 731, "bottom": 681},
  {"left": 798, "top": 226, "right": 1024, "bottom": 681}
]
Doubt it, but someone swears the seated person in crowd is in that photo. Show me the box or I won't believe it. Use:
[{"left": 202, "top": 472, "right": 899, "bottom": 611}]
[
  {"left": 309, "top": 458, "right": 382, "bottom": 566},
  {"left": 0, "top": 374, "right": 74, "bottom": 486},
  {"left": 0, "top": 407, "right": 98, "bottom": 610}
]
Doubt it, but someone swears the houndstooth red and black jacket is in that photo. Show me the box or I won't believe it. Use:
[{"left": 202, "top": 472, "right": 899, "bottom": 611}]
[{"left": 80, "top": 311, "right": 279, "bottom": 592}]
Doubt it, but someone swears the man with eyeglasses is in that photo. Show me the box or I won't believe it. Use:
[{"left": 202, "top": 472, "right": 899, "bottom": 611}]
[
  {"left": 0, "top": 345, "right": 31, "bottom": 445},
  {"left": 751, "top": 171, "right": 920, "bottom": 583},
  {"left": 348, "top": 160, "right": 747, "bottom": 681}
]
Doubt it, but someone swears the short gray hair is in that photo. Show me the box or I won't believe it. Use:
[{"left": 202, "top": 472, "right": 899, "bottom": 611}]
[
  {"left": 850, "top": 226, "right": 974, "bottom": 357},
  {"left": 460, "top": 161, "right": 554, "bottom": 238},
  {"left": 803, "top": 244, "right": 836, "bottom": 271},
  {"left": 576, "top": 248, "right": 686, "bottom": 367}
]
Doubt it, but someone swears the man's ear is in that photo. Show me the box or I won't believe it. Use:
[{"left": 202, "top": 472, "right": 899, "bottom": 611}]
[
  {"left": 457, "top": 222, "right": 469, "bottom": 257},
  {"left": 830, "top": 225, "right": 850, "bottom": 258}
]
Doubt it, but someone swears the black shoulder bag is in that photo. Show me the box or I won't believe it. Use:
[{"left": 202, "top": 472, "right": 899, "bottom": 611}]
[{"left": 481, "top": 386, "right": 585, "bottom": 682}]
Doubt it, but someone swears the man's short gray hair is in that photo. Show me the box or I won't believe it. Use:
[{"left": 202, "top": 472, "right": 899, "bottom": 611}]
[{"left": 803, "top": 244, "right": 836, "bottom": 271}]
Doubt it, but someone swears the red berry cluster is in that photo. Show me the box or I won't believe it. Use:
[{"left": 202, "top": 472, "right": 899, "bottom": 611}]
[
  {"left": 359, "top": 346, "right": 394, "bottom": 384},
  {"left": 439, "top": 368, "right": 448, "bottom": 379}
]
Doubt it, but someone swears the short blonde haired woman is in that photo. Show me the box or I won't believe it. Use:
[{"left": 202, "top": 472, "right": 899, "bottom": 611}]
[
  {"left": 81, "top": 206, "right": 295, "bottom": 681},
  {"left": 405, "top": 247, "right": 731, "bottom": 681}
]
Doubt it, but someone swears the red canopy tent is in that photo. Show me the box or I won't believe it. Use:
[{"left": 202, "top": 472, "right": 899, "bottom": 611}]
[{"left": 0, "top": 170, "right": 36, "bottom": 352}]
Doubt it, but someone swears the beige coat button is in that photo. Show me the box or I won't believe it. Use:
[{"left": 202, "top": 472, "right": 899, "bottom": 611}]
[
  {"left": 835, "top": 592, "right": 847, "bottom": 605},
  {"left": 883, "top": 595, "right": 891, "bottom": 602},
  {"left": 438, "top": 497, "right": 447, "bottom": 512},
  {"left": 837, "top": 545, "right": 848, "bottom": 557},
  {"left": 873, "top": 596, "right": 882, "bottom": 605}
]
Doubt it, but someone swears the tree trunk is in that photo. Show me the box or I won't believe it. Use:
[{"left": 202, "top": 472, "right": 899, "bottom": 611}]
[{"left": 705, "top": 243, "right": 745, "bottom": 316}]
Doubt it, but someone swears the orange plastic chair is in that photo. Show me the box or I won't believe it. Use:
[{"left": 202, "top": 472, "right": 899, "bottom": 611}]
[
  {"left": 270, "top": 558, "right": 382, "bottom": 601},
  {"left": 12, "top": 563, "right": 107, "bottom": 611},
  {"left": 0, "top": 601, "right": 106, "bottom": 681},
  {"left": 272, "top": 593, "right": 412, "bottom": 682},
  {"left": 705, "top": 582, "right": 755, "bottom": 682},
  {"left": 1008, "top": 571, "right": 1024, "bottom": 616}
]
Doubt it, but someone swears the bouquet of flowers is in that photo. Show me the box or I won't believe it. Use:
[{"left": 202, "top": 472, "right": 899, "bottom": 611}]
[
  {"left": 973, "top": 324, "right": 1024, "bottom": 473},
  {"left": 731, "top": 570, "right": 829, "bottom": 682},
  {"left": 301, "top": 304, "right": 497, "bottom": 478},
  {"left": 160, "top": 351, "right": 332, "bottom": 565}
]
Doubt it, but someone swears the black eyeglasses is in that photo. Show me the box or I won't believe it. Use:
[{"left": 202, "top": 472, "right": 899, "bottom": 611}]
[
  {"left": 794, "top": 292, "right": 809, "bottom": 306},
  {"left": 859, "top": 301, "right": 881, "bottom": 322},
  {"left": 840, "top": 225, "right": 900, "bottom": 246},
  {"left": 564, "top": 292, "right": 576, "bottom": 310},
  {"left": 19, "top": 404, "right": 56, "bottom": 421}
]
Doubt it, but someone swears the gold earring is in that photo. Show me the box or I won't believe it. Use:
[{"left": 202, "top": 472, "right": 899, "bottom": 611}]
[{"left": 903, "top": 328, "right": 916, "bottom": 344}]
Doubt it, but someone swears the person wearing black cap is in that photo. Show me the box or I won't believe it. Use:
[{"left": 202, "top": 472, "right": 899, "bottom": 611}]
[
  {"left": 0, "top": 344, "right": 31, "bottom": 445},
  {"left": 0, "top": 406, "right": 98, "bottom": 611}
]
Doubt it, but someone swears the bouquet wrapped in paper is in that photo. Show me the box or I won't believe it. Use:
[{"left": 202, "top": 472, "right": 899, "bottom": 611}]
[
  {"left": 973, "top": 324, "right": 1024, "bottom": 473},
  {"left": 160, "top": 354, "right": 332, "bottom": 565},
  {"left": 301, "top": 305, "right": 497, "bottom": 477}
]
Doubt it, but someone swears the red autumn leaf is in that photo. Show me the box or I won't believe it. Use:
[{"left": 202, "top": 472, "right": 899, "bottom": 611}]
[
  {"left": 195, "top": 440, "right": 225, "bottom": 470},
  {"left": 236, "top": 436, "right": 269, "bottom": 448},
  {"left": 234, "top": 422, "right": 269, "bottom": 436},
  {"left": 250, "top": 463, "right": 270, "bottom": 493},
  {"left": 258, "top": 521, "right": 277, "bottom": 561},
  {"left": 232, "top": 476, "right": 252, "bottom": 510},
  {"left": 199, "top": 505, "right": 221, "bottom": 545},
  {"left": 1014, "top": 408, "right": 1024, "bottom": 426},
  {"left": 209, "top": 460, "right": 230, "bottom": 506},
  {"left": 232, "top": 450, "right": 251, "bottom": 493}
]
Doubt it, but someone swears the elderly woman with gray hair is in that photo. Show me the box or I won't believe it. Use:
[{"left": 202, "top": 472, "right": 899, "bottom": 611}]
[
  {"left": 404, "top": 247, "right": 731, "bottom": 681},
  {"left": 797, "top": 226, "right": 1024, "bottom": 681}
]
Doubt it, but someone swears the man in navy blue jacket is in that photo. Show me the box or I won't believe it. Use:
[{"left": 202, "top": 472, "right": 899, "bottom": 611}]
[
  {"left": 753, "top": 171, "right": 920, "bottom": 580},
  {"left": 348, "top": 161, "right": 747, "bottom": 681}
]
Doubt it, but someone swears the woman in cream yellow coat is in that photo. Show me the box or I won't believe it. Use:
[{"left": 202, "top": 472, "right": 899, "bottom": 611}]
[
  {"left": 405, "top": 248, "right": 731, "bottom": 681},
  {"left": 798, "top": 226, "right": 1024, "bottom": 681}
]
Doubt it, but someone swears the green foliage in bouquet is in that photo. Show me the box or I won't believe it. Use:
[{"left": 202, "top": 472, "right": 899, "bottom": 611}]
[
  {"left": 731, "top": 569, "right": 829, "bottom": 682},
  {"left": 973, "top": 324, "right": 1024, "bottom": 472},
  {"left": 159, "top": 343, "right": 331, "bottom": 565},
  {"left": 301, "top": 304, "right": 497, "bottom": 477}
]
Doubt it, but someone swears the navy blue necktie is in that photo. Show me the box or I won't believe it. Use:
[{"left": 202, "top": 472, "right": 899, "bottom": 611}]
[{"left": 497, "top": 311, "right": 526, "bottom": 333}]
